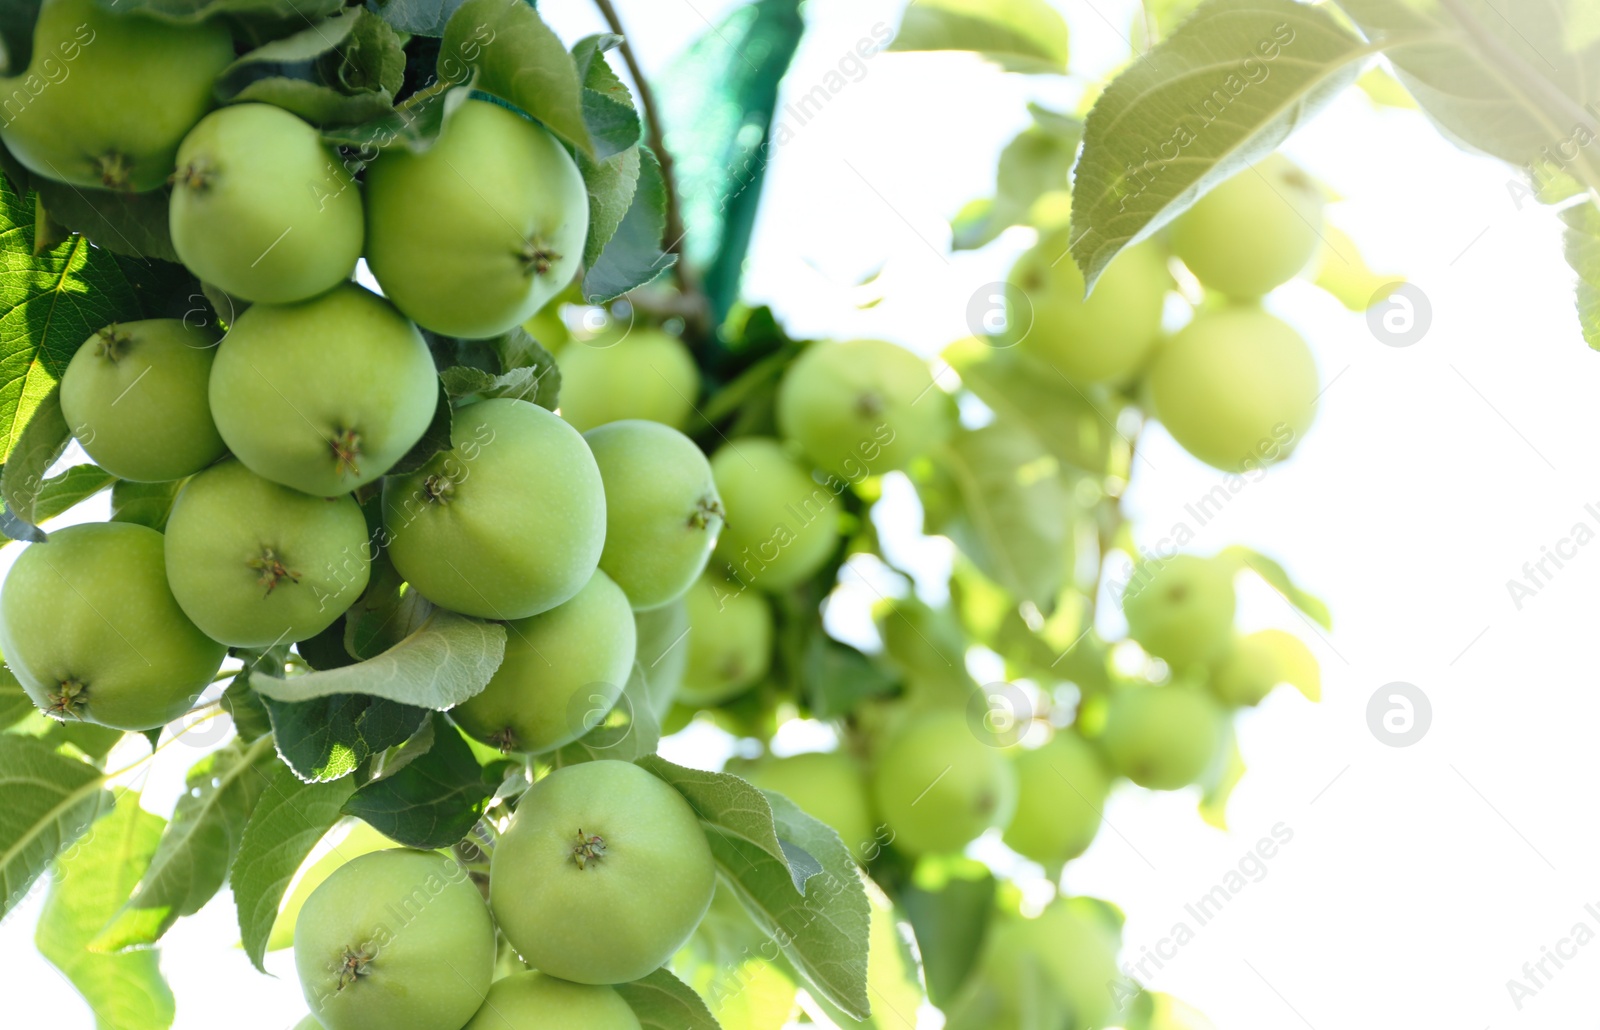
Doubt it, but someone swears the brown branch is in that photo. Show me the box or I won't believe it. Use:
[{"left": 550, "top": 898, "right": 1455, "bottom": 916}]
[{"left": 589, "top": 0, "right": 711, "bottom": 340}]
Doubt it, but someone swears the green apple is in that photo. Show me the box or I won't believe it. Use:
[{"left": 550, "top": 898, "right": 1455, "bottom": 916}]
[
  {"left": 1002, "top": 732, "right": 1111, "bottom": 867},
  {"left": 383, "top": 398, "right": 605, "bottom": 620},
  {"left": 295, "top": 849, "right": 495, "bottom": 1030},
  {"left": 1122, "top": 553, "right": 1235, "bottom": 671},
  {"left": 677, "top": 572, "right": 772, "bottom": 707},
  {"left": 451, "top": 568, "right": 636, "bottom": 753},
  {"left": 709, "top": 437, "right": 839, "bottom": 592},
  {"left": 0, "top": 0, "right": 231, "bottom": 191},
  {"left": 1171, "top": 154, "right": 1325, "bottom": 299},
  {"left": 557, "top": 327, "right": 700, "bottom": 432},
  {"left": 775, "top": 339, "right": 950, "bottom": 479},
  {"left": 170, "top": 103, "right": 362, "bottom": 304},
  {"left": 0, "top": 522, "right": 225, "bottom": 730},
  {"left": 364, "top": 99, "right": 588, "bottom": 338},
  {"left": 1100, "top": 685, "right": 1224, "bottom": 791},
  {"left": 59, "top": 319, "right": 224, "bottom": 482},
  {"left": 635, "top": 599, "right": 689, "bottom": 721},
  {"left": 1147, "top": 305, "right": 1319, "bottom": 472},
  {"left": 980, "top": 897, "right": 1124, "bottom": 1029},
  {"left": 1007, "top": 230, "right": 1170, "bottom": 383},
  {"left": 461, "top": 972, "right": 641, "bottom": 1030},
  {"left": 490, "top": 760, "right": 716, "bottom": 984},
  {"left": 586, "top": 420, "right": 722, "bottom": 610},
  {"left": 739, "top": 751, "right": 876, "bottom": 862},
  {"left": 163, "top": 461, "right": 371, "bottom": 648},
  {"left": 870, "top": 709, "right": 1016, "bottom": 857},
  {"left": 1210, "top": 629, "right": 1305, "bottom": 707},
  {"left": 293, "top": 1018, "right": 324, "bottom": 1030},
  {"left": 269, "top": 821, "right": 401, "bottom": 953},
  {"left": 209, "top": 283, "right": 438, "bottom": 497}
]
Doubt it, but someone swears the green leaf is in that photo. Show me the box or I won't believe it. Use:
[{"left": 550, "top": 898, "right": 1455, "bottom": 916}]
[
  {"left": 636, "top": 756, "right": 791, "bottom": 869},
  {"left": 32, "top": 182, "right": 180, "bottom": 263},
  {"left": 953, "top": 104, "right": 1081, "bottom": 250},
  {"left": 572, "top": 34, "right": 643, "bottom": 161},
  {"left": 440, "top": 0, "right": 592, "bottom": 155},
  {"left": 900, "top": 860, "right": 995, "bottom": 1007},
  {"left": 92, "top": 736, "right": 277, "bottom": 951},
  {"left": 944, "top": 337, "right": 1124, "bottom": 476},
  {"left": 1311, "top": 224, "right": 1403, "bottom": 311},
  {"left": 233, "top": 758, "right": 357, "bottom": 971},
  {"left": 264, "top": 693, "right": 431, "bottom": 783},
  {"left": 0, "top": 663, "right": 34, "bottom": 728},
  {"left": 656, "top": 0, "right": 807, "bottom": 322},
  {"left": 890, "top": 0, "right": 1069, "bottom": 73},
  {"left": 342, "top": 714, "right": 491, "bottom": 849},
  {"left": 100, "top": 0, "right": 344, "bottom": 22},
  {"left": 1198, "top": 727, "right": 1245, "bottom": 830},
  {"left": 371, "top": 0, "right": 468, "bottom": 36},
  {"left": 1563, "top": 201, "right": 1600, "bottom": 349},
  {"left": 614, "top": 967, "right": 721, "bottom": 1030},
  {"left": 584, "top": 145, "right": 677, "bottom": 303},
  {"left": 1340, "top": 0, "right": 1600, "bottom": 201},
  {"left": 0, "top": 2, "right": 41, "bottom": 75},
  {"left": 218, "top": 8, "right": 404, "bottom": 126},
  {"left": 440, "top": 364, "right": 551, "bottom": 406},
  {"left": 0, "top": 379, "right": 68, "bottom": 541},
  {"left": 252, "top": 608, "right": 506, "bottom": 709},
  {"left": 222, "top": 668, "right": 275, "bottom": 743},
  {"left": 0, "top": 734, "right": 112, "bottom": 920},
  {"left": 36, "top": 792, "right": 173, "bottom": 1030},
  {"left": 320, "top": 81, "right": 474, "bottom": 154},
  {"left": 1069, "top": 0, "right": 1366, "bottom": 290},
  {"left": 580, "top": 144, "right": 643, "bottom": 272},
  {"left": 801, "top": 883, "right": 922, "bottom": 1030},
  {"left": 918, "top": 422, "right": 1074, "bottom": 608},
  {"left": 1221, "top": 545, "right": 1331, "bottom": 628},
  {"left": 26, "top": 463, "right": 117, "bottom": 529},
  {"left": 109, "top": 477, "right": 185, "bottom": 532},
  {"left": 803, "top": 636, "right": 897, "bottom": 720}
]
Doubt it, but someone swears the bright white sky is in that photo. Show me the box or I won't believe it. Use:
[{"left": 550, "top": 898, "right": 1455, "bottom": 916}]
[{"left": 8, "top": 1, "right": 1600, "bottom": 1028}]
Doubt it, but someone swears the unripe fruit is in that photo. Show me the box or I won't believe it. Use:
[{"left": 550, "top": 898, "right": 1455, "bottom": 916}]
[
  {"left": 1100, "top": 685, "right": 1224, "bottom": 791},
  {"left": 558, "top": 328, "right": 699, "bottom": 432},
  {"left": 1122, "top": 553, "right": 1235, "bottom": 671},
  {"left": 1007, "top": 231, "right": 1170, "bottom": 383},
  {"left": 451, "top": 568, "right": 636, "bottom": 754},
  {"left": 59, "top": 319, "right": 223, "bottom": 482},
  {"left": 1002, "top": 732, "right": 1111, "bottom": 866},
  {"left": 677, "top": 572, "right": 772, "bottom": 707},
  {"left": 364, "top": 99, "right": 588, "bottom": 338},
  {"left": 293, "top": 1018, "right": 323, "bottom": 1030},
  {"left": 1171, "top": 154, "right": 1325, "bottom": 299},
  {"left": 490, "top": 760, "right": 716, "bottom": 985},
  {"left": 1210, "top": 630, "right": 1298, "bottom": 707},
  {"left": 739, "top": 751, "right": 876, "bottom": 861},
  {"left": 870, "top": 709, "right": 1017, "bottom": 857},
  {"left": 269, "top": 821, "right": 400, "bottom": 953},
  {"left": 294, "top": 849, "right": 494, "bottom": 1030},
  {"left": 171, "top": 104, "right": 362, "bottom": 304},
  {"left": 209, "top": 283, "right": 438, "bottom": 497},
  {"left": 461, "top": 972, "right": 641, "bottom": 1030},
  {"left": 709, "top": 437, "right": 838, "bottom": 592},
  {"left": 587, "top": 420, "right": 723, "bottom": 610},
  {"left": 1147, "top": 306, "right": 1318, "bottom": 472},
  {"left": 164, "top": 461, "right": 371, "bottom": 648},
  {"left": 384, "top": 399, "right": 606, "bottom": 620},
  {"left": 0, "top": 522, "right": 225, "bottom": 730},
  {"left": 0, "top": 0, "right": 231, "bottom": 191},
  {"left": 980, "top": 898, "right": 1123, "bottom": 1029},
  {"left": 776, "top": 339, "right": 950, "bottom": 479}
]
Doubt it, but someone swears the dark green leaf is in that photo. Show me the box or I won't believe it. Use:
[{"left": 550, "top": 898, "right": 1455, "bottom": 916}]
[
  {"left": 24, "top": 464, "right": 117, "bottom": 529},
  {"left": 296, "top": 618, "right": 357, "bottom": 671},
  {"left": 584, "top": 145, "right": 677, "bottom": 303},
  {"left": 572, "top": 34, "right": 642, "bottom": 161},
  {"left": 0, "top": 735, "right": 112, "bottom": 920},
  {"left": 900, "top": 863, "right": 996, "bottom": 1006},
  {"left": 343, "top": 715, "right": 490, "bottom": 849},
  {"left": 320, "top": 81, "right": 474, "bottom": 155},
  {"left": 265, "top": 693, "right": 430, "bottom": 783},
  {"left": 233, "top": 759, "right": 357, "bottom": 971},
  {"left": 32, "top": 181, "right": 180, "bottom": 263},
  {"left": 218, "top": 8, "right": 404, "bottom": 126},
  {"left": 93, "top": 736, "right": 277, "bottom": 951},
  {"left": 369, "top": 0, "right": 468, "bottom": 37},
  {"left": 1069, "top": 0, "right": 1365, "bottom": 290},
  {"left": 109, "top": 477, "right": 185, "bottom": 531},
  {"left": 579, "top": 144, "right": 642, "bottom": 272},
  {"left": 890, "top": 0, "right": 1069, "bottom": 73},
  {"left": 222, "top": 669, "right": 274, "bottom": 743},
  {"left": 97, "top": 0, "right": 344, "bottom": 23},
  {"left": 0, "top": 663, "right": 34, "bottom": 728},
  {"left": 615, "top": 967, "right": 721, "bottom": 1030},
  {"left": 656, "top": 0, "right": 806, "bottom": 321},
  {"left": 804, "top": 635, "right": 897, "bottom": 719},
  {"left": 439, "top": 364, "right": 552, "bottom": 406},
  {"left": 0, "top": 381, "right": 69, "bottom": 541},
  {"left": 36, "top": 792, "right": 173, "bottom": 1030},
  {"left": 0, "top": 1, "right": 41, "bottom": 74},
  {"left": 439, "top": 0, "right": 592, "bottom": 154}
]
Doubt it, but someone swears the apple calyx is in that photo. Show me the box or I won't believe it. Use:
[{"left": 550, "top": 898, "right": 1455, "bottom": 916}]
[
  {"left": 571, "top": 829, "right": 607, "bottom": 869},
  {"left": 248, "top": 547, "right": 301, "bottom": 595},
  {"left": 48, "top": 678, "right": 88, "bottom": 720}
]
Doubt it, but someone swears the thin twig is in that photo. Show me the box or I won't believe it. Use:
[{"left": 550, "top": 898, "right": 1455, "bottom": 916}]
[{"left": 589, "top": 0, "right": 712, "bottom": 340}]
